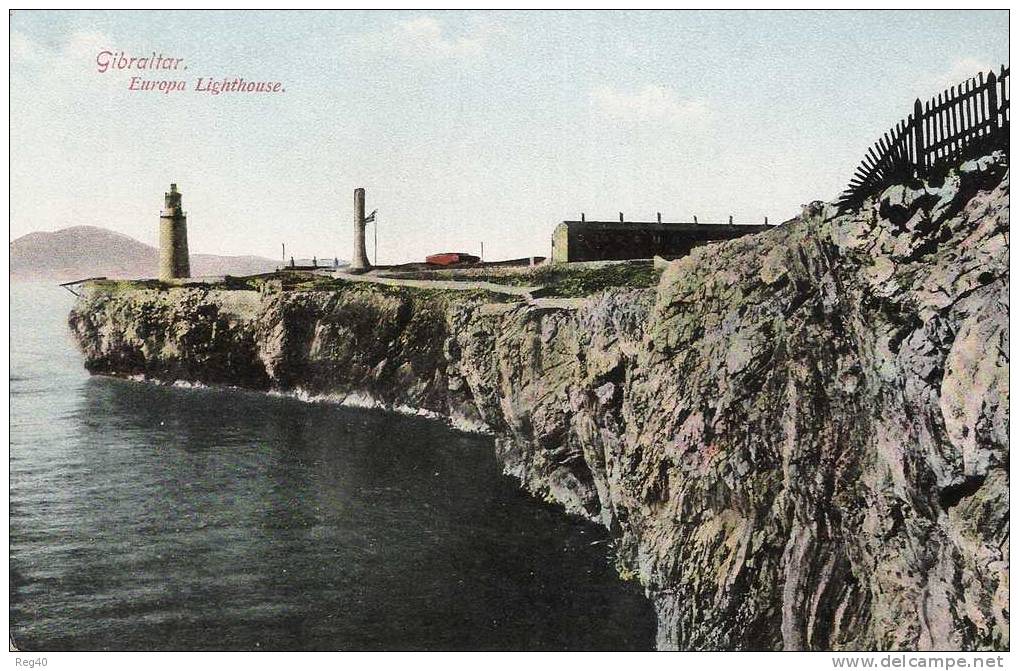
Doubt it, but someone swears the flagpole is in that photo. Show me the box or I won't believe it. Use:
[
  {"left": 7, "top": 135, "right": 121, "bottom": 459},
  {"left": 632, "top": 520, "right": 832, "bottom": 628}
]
[{"left": 374, "top": 214, "right": 378, "bottom": 266}]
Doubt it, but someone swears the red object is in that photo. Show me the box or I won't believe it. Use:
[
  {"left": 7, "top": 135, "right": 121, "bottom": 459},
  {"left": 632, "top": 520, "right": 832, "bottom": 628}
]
[{"left": 425, "top": 252, "right": 480, "bottom": 266}]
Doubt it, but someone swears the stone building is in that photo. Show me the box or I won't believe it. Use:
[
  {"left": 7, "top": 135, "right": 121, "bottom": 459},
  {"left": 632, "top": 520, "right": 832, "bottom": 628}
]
[
  {"left": 158, "top": 183, "right": 190, "bottom": 280},
  {"left": 550, "top": 217, "right": 772, "bottom": 263}
]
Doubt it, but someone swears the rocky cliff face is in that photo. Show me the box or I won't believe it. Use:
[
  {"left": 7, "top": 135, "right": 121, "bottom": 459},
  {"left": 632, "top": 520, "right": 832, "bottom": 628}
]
[{"left": 69, "top": 154, "right": 1009, "bottom": 651}]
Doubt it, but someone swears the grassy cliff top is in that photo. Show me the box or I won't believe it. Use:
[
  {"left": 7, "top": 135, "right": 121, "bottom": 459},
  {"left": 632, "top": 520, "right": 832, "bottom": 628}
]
[
  {"left": 382, "top": 260, "right": 660, "bottom": 296},
  {"left": 83, "top": 261, "right": 662, "bottom": 299}
]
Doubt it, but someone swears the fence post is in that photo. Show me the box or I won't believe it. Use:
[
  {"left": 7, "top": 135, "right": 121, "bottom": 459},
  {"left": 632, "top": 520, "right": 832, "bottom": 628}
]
[
  {"left": 987, "top": 70, "right": 999, "bottom": 131},
  {"left": 998, "top": 65, "right": 1006, "bottom": 131}
]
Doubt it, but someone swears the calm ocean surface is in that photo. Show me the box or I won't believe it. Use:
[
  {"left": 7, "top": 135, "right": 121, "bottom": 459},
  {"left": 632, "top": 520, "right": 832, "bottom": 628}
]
[{"left": 9, "top": 283, "right": 655, "bottom": 651}]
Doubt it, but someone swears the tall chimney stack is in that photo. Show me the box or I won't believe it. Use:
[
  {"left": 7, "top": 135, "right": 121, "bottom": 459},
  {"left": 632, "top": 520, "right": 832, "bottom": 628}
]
[
  {"left": 351, "top": 187, "right": 371, "bottom": 271},
  {"left": 158, "top": 183, "right": 190, "bottom": 280}
]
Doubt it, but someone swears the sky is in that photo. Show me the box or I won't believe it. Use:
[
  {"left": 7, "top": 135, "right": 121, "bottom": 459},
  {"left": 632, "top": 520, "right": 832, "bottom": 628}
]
[{"left": 9, "top": 10, "right": 1009, "bottom": 264}]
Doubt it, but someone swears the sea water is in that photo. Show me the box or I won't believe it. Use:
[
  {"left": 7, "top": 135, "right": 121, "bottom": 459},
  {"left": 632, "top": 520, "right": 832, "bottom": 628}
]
[{"left": 9, "top": 283, "right": 655, "bottom": 651}]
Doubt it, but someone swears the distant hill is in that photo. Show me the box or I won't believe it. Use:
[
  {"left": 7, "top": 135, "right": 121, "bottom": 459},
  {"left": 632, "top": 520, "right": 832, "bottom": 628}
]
[{"left": 10, "top": 226, "right": 285, "bottom": 282}]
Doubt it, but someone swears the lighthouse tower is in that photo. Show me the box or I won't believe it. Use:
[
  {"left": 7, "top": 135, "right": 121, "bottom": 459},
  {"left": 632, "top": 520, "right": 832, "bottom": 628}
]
[
  {"left": 159, "top": 183, "right": 190, "bottom": 280},
  {"left": 350, "top": 187, "right": 371, "bottom": 271}
]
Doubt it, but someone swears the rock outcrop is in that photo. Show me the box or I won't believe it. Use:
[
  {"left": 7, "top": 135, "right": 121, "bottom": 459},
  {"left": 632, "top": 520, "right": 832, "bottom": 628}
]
[{"left": 69, "top": 154, "right": 1009, "bottom": 651}]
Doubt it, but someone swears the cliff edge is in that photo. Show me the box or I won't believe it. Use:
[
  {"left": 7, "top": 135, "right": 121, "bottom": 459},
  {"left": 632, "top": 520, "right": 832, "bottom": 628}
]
[{"left": 69, "top": 153, "right": 1009, "bottom": 650}]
